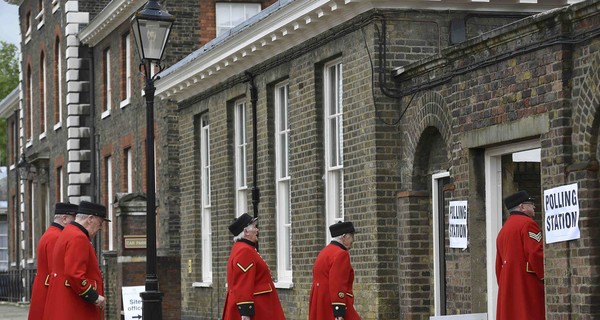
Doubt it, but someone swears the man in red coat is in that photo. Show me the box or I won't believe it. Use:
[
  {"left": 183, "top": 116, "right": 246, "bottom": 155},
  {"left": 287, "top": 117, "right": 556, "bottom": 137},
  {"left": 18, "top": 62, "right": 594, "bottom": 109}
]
[
  {"left": 222, "top": 213, "right": 286, "bottom": 320},
  {"left": 309, "top": 221, "right": 361, "bottom": 320},
  {"left": 43, "top": 201, "right": 110, "bottom": 320},
  {"left": 496, "top": 190, "right": 545, "bottom": 320},
  {"left": 28, "top": 203, "right": 78, "bottom": 320}
]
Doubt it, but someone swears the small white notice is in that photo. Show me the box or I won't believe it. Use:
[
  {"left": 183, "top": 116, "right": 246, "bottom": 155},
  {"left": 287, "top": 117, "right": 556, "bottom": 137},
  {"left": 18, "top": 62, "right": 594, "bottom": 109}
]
[
  {"left": 544, "top": 183, "right": 580, "bottom": 244},
  {"left": 449, "top": 200, "right": 468, "bottom": 249},
  {"left": 122, "top": 285, "right": 144, "bottom": 320}
]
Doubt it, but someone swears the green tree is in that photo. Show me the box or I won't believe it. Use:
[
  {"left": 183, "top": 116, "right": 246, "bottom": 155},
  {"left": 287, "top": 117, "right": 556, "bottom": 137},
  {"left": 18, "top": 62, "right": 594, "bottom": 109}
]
[{"left": 0, "top": 41, "right": 20, "bottom": 165}]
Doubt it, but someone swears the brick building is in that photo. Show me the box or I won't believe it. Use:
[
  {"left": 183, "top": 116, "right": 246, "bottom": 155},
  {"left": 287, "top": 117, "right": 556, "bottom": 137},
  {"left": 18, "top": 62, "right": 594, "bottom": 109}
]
[
  {"left": 1, "top": 0, "right": 598, "bottom": 319},
  {"left": 155, "top": 0, "right": 599, "bottom": 319}
]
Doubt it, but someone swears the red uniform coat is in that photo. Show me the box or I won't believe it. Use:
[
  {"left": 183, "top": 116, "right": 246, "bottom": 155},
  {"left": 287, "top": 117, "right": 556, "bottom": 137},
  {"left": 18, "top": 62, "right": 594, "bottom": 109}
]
[
  {"left": 28, "top": 223, "right": 63, "bottom": 320},
  {"left": 222, "top": 239, "right": 285, "bottom": 320},
  {"left": 42, "top": 222, "right": 104, "bottom": 320},
  {"left": 309, "top": 241, "right": 360, "bottom": 320},
  {"left": 496, "top": 213, "right": 545, "bottom": 320}
]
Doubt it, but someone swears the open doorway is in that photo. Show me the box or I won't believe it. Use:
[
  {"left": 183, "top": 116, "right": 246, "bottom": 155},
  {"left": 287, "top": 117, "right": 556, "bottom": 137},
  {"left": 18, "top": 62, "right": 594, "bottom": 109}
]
[{"left": 485, "top": 140, "right": 541, "bottom": 319}]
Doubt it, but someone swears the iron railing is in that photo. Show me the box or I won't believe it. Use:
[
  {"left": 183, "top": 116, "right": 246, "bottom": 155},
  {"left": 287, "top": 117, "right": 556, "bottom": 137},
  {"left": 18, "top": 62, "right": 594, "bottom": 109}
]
[{"left": 0, "top": 268, "right": 35, "bottom": 303}]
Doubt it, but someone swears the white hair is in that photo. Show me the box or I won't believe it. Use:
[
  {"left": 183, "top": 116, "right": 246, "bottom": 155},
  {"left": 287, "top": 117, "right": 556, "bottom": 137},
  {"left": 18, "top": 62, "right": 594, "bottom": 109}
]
[
  {"left": 232, "top": 223, "right": 257, "bottom": 241},
  {"left": 332, "top": 235, "right": 344, "bottom": 242}
]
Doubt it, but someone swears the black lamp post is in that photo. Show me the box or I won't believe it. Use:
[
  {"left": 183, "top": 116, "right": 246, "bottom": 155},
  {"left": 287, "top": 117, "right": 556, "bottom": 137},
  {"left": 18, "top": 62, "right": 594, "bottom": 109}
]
[{"left": 130, "top": 2, "right": 174, "bottom": 320}]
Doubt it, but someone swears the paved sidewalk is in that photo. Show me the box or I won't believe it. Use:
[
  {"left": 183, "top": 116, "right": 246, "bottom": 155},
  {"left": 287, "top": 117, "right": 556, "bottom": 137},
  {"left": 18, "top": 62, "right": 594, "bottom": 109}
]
[{"left": 0, "top": 302, "right": 29, "bottom": 320}]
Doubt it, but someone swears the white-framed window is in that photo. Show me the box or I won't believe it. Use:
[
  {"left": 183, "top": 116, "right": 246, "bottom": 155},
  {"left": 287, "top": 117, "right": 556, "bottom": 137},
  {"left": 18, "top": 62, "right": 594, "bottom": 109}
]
[
  {"left": 215, "top": 2, "right": 261, "bottom": 37},
  {"left": 39, "top": 51, "right": 47, "bottom": 138},
  {"left": 324, "top": 59, "right": 344, "bottom": 241},
  {"left": 124, "top": 148, "right": 132, "bottom": 193},
  {"left": 25, "top": 11, "right": 32, "bottom": 42},
  {"left": 234, "top": 99, "right": 248, "bottom": 217},
  {"left": 36, "top": 0, "right": 45, "bottom": 29},
  {"left": 200, "top": 114, "right": 212, "bottom": 283},
  {"left": 274, "top": 81, "right": 292, "bottom": 287},
  {"left": 120, "top": 33, "right": 132, "bottom": 108},
  {"left": 0, "top": 220, "right": 8, "bottom": 271},
  {"left": 29, "top": 181, "right": 35, "bottom": 260},
  {"left": 102, "top": 48, "right": 111, "bottom": 118},
  {"left": 56, "top": 166, "right": 64, "bottom": 202},
  {"left": 27, "top": 66, "right": 33, "bottom": 143},
  {"left": 106, "top": 156, "right": 114, "bottom": 250},
  {"left": 51, "top": 0, "right": 59, "bottom": 13},
  {"left": 54, "top": 37, "right": 63, "bottom": 129}
]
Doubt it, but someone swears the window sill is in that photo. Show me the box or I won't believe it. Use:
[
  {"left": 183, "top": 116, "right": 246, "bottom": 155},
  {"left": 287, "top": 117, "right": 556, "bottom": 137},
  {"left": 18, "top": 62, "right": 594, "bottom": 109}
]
[
  {"left": 192, "top": 282, "right": 213, "bottom": 288},
  {"left": 101, "top": 109, "right": 111, "bottom": 119},
  {"left": 53, "top": 122, "right": 62, "bottom": 131},
  {"left": 274, "top": 281, "right": 294, "bottom": 289},
  {"left": 39, "top": 132, "right": 47, "bottom": 141},
  {"left": 120, "top": 98, "right": 131, "bottom": 109},
  {"left": 37, "top": 20, "right": 45, "bottom": 30}
]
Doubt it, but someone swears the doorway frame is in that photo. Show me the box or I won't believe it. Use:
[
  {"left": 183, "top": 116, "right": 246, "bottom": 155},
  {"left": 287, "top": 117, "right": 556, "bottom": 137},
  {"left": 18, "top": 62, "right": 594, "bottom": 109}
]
[{"left": 484, "top": 139, "right": 540, "bottom": 319}]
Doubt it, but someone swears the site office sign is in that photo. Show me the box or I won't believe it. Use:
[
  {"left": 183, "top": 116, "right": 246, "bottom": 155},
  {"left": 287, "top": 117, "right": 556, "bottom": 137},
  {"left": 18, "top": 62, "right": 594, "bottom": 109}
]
[{"left": 544, "top": 183, "right": 581, "bottom": 244}]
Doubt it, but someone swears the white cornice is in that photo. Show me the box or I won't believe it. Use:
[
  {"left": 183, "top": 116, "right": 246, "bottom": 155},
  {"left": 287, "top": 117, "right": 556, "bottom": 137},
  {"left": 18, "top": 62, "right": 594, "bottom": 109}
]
[
  {"left": 155, "top": 0, "right": 583, "bottom": 103},
  {"left": 0, "top": 87, "right": 20, "bottom": 119},
  {"left": 79, "top": 0, "right": 146, "bottom": 46}
]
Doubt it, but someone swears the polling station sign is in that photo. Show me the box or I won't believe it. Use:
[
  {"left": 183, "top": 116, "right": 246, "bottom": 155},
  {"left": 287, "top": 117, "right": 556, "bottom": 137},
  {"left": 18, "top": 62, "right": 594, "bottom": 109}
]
[
  {"left": 449, "top": 200, "right": 468, "bottom": 249},
  {"left": 544, "top": 183, "right": 580, "bottom": 244}
]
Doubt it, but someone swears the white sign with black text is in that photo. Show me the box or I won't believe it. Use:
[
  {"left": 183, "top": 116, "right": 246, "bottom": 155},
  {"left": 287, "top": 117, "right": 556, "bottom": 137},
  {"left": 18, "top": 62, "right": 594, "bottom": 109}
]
[
  {"left": 449, "top": 200, "right": 468, "bottom": 249},
  {"left": 544, "top": 183, "right": 580, "bottom": 244},
  {"left": 122, "top": 285, "right": 145, "bottom": 320}
]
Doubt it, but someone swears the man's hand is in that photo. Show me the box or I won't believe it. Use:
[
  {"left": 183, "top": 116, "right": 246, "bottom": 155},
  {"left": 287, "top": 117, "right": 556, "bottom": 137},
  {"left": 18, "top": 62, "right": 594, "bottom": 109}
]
[{"left": 95, "top": 295, "right": 106, "bottom": 310}]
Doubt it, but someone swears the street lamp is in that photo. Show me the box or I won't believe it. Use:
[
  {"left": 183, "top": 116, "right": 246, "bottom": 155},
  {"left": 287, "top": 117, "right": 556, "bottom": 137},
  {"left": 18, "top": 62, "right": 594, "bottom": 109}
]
[
  {"left": 130, "top": 2, "right": 174, "bottom": 320},
  {"left": 16, "top": 154, "right": 32, "bottom": 181}
]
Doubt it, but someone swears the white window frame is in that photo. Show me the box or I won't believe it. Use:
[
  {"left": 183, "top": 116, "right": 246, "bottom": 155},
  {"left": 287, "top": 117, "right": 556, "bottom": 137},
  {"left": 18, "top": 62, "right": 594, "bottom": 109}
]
[
  {"left": 54, "top": 37, "right": 63, "bottom": 130},
  {"left": 57, "top": 166, "right": 63, "bottom": 202},
  {"left": 200, "top": 114, "right": 212, "bottom": 284},
  {"left": 29, "top": 181, "right": 35, "bottom": 261},
  {"left": 274, "top": 81, "right": 293, "bottom": 287},
  {"left": 432, "top": 171, "right": 450, "bottom": 316},
  {"left": 0, "top": 221, "right": 8, "bottom": 271},
  {"left": 324, "top": 59, "right": 344, "bottom": 242},
  {"left": 124, "top": 148, "right": 132, "bottom": 193},
  {"left": 215, "top": 2, "right": 261, "bottom": 37},
  {"left": 39, "top": 52, "right": 47, "bottom": 139},
  {"left": 106, "top": 156, "right": 114, "bottom": 250},
  {"left": 120, "top": 33, "right": 132, "bottom": 108},
  {"left": 35, "top": 0, "right": 45, "bottom": 30},
  {"left": 102, "top": 48, "right": 111, "bottom": 119},
  {"left": 234, "top": 99, "right": 248, "bottom": 217},
  {"left": 28, "top": 69, "right": 33, "bottom": 144}
]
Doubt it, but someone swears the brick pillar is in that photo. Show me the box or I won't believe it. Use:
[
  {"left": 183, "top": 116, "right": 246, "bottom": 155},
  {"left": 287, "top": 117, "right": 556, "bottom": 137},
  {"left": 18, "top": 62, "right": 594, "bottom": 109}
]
[{"left": 397, "top": 190, "right": 432, "bottom": 319}]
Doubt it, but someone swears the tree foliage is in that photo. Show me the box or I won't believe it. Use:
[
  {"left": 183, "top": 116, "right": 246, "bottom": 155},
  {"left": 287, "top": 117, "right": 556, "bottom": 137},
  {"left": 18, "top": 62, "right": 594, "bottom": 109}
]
[
  {"left": 0, "top": 41, "right": 20, "bottom": 165},
  {"left": 0, "top": 41, "right": 19, "bottom": 99}
]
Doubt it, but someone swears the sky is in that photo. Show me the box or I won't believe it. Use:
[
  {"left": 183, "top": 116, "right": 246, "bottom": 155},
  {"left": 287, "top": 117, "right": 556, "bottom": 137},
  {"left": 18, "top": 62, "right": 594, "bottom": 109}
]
[{"left": 0, "top": 1, "right": 20, "bottom": 47}]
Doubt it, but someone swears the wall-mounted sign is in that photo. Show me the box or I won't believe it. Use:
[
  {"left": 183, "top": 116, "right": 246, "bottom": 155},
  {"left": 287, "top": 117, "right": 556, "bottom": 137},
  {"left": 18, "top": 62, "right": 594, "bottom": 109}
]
[
  {"left": 544, "top": 183, "right": 580, "bottom": 244},
  {"left": 449, "top": 200, "right": 468, "bottom": 249},
  {"left": 124, "top": 235, "right": 146, "bottom": 249}
]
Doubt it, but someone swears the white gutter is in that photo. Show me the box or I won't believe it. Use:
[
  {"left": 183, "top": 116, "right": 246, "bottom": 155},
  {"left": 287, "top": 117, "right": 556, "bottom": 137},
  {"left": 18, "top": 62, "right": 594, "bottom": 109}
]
[{"left": 78, "top": 0, "right": 146, "bottom": 46}]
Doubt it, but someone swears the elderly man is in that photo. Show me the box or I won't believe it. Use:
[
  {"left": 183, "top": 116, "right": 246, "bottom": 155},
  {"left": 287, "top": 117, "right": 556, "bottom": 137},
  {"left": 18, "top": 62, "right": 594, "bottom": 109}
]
[
  {"left": 309, "top": 221, "right": 361, "bottom": 320},
  {"left": 222, "top": 213, "right": 286, "bottom": 320},
  {"left": 43, "top": 201, "right": 110, "bottom": 320},
  {"left": 28, "top": 203, "right": 78, "bottom": 320},
  {"left": 496, "top": 190, "right": 545, "bottom": 320}
]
